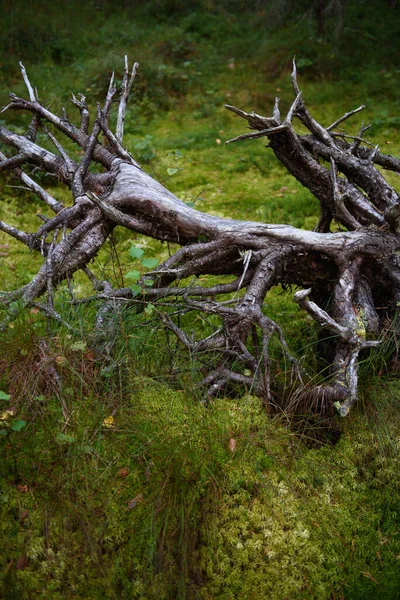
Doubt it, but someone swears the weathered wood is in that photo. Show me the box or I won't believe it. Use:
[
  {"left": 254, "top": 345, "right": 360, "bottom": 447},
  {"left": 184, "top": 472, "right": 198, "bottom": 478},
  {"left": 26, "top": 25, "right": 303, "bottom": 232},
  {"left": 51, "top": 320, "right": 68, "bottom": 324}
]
[{"left": 1, "top": 59, "right": 400, "bottom": 416}]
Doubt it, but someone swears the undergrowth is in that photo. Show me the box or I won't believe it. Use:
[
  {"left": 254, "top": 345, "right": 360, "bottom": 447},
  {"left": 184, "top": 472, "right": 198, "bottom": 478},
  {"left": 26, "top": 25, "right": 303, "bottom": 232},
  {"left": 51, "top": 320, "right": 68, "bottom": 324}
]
[{"left": 1, "top": 309, "right": 400, "bottom": 598}]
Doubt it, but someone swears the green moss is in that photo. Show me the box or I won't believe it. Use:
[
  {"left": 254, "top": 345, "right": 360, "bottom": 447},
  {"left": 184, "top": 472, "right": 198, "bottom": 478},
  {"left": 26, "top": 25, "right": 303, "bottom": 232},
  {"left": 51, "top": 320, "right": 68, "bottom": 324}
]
[
  {"left": 1, "top": 374, "right": 400, "bottom": 598},
  {"left": 198, "top": 418, "right": 400, "bottom": 599}
]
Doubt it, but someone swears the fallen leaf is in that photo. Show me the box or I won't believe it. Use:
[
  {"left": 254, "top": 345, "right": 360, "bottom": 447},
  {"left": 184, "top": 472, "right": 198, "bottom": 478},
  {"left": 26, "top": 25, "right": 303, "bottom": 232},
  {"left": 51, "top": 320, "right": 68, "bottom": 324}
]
[
  {"left": 16, "top": 484, "right": 28, "bottom": 493},
  {"left": 229, "top": 438, "right": 237, "bottom": 453},
  {"left": 55, "top": 355, "right": 67, "bottom": 365},
  {"left": 117, "top": 467, "right": 129, "bottom": 478},
  {"left": 19, "top": 509, "right": 29, "bottom": 524},
  {"left": 103, "top": 415, "right": 116, "bottom": 429},
  {"left": 128, "top": 494, "right": 144, "bottom": 509},
  {"left": 16, "top": 555, "right": 28, "bottom": 570},
  {"left": 70, "top": 340, "right": 87, "bottom": 352},
  {"left": 0, "top": 409, "right": 14, "bottom": 423}
]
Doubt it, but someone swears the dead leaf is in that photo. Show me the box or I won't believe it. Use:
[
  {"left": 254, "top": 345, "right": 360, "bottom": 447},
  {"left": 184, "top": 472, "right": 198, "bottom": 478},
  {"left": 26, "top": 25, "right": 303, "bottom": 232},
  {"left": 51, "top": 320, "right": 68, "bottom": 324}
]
[
  {"left": 128, "top": 494, "right": 144, "bottom": 509},
  {"left": 102, "top": 415, "right": 116, "bottom": 429},
  {"left": 228, "top": 438, "right": 237, "bottom": 453},
  {"left": 0, "top": 409, "right": 14, "bottom": 423},
  {"left": 117, "top": 467, "right": 129, "bottom": 478},
  {"left": 145, "top": 464, "right": 152, "bottom": 481},
  {"left": 16, "top": 484, "right": 28, "bottom": 493},
  {"left": 19, "top": 509, "right": 29, "bottom": 524},
  {"left": 54, "top": 355, "right": 67, "bottom": 365},
  {"left": 16, "top": 555, "right": 28, "bottom": 570}
]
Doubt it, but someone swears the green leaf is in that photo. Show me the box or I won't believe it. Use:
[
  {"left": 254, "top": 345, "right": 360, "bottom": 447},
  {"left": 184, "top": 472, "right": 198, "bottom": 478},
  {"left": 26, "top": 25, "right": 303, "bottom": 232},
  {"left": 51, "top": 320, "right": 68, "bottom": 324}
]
[
  {"left": 10, "top": 420, "right": 26, "bottom": 432},
  {"left": 167, "top": 167, "right": 178, "bottom": 176},
  {"left": 129, "top": 246, "right": 144, "bottom": 259},
  {"left": 101, "top": 371, "right": 113, "bottom": 379},
  {"left": 297, "top": 58, "right": 313, "bottom": 68},
  {"left": 130, "top": 283, "right": 142, "bottom": 296},
  {"left": 56, "top": 432, "right": 75, "bottom": 444},
  {"left": 143, "top": 279, "right": 154, "bottom": 287},
  {"left": 0, "top": 391, "right": 11, "bottom": 401},
  {"left": 70, "top": 341, "right": 87, "bottom": 352},
  {"left": 79, "top": 444, "right": 94, "bottom": 454},
  {"left": 125, "top": 270, "right": 141, "bottom": 281},
  {"left": 144, "top": 303, "right": 155, "bottom": 316},
  {"left": 0, "top": 429, "right": 8, "bottom": 436},
  {"left": 141, "top": 258, "right": 158, "bottom": 269}
]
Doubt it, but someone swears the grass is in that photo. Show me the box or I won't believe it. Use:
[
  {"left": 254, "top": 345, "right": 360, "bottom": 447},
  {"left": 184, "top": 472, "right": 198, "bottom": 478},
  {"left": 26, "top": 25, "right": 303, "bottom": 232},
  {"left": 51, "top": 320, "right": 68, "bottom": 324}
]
[
  {"left": 1, "top": 1, "right": 400, "bottom": 597},
  {"left": 1, "top": 331, "right": 400, "bottom": 598}
]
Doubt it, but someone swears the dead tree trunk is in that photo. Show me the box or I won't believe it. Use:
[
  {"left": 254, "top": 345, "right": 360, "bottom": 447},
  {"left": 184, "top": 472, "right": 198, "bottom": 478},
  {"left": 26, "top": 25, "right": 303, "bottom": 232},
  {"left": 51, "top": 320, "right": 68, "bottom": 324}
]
[{"left": 1, "top": 59, "right": 400, "bottom": 416}]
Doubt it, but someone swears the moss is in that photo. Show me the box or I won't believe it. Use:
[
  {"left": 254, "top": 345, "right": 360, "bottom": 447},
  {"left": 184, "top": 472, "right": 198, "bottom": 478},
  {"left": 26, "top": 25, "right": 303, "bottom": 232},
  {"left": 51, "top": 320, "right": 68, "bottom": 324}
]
[{"left": 1, "top": 378, "right": 400, "bottom": 598}]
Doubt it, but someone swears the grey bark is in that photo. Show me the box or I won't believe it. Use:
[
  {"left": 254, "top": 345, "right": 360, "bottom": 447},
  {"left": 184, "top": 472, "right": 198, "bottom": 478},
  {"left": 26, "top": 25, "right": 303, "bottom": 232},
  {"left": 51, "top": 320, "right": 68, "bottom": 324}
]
[{"left": 1, "top": 59, "right": 400, "bottom": 416}]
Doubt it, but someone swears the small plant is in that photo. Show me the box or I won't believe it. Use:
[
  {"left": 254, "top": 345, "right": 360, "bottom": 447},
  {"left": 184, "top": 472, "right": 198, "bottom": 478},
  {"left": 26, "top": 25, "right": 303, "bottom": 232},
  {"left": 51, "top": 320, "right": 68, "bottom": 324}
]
[
  {"left": 0, "top": 391, "right": 26, "bottom": 438},
  {"left": 134, "top": 134, "right": 156, "bottom": 162},
  {"left": 166, "top": 149, "right": 185, "bottom": 178},
  {"left": 125, "top": 245, "right": 158, "bottom": 315}
]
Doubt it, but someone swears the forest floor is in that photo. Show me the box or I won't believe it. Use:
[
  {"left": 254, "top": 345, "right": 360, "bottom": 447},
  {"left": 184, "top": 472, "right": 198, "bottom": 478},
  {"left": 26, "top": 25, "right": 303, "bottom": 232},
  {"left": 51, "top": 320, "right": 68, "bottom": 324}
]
[{"left": 1, "top": 2, "right": 400, "bottom": 598}]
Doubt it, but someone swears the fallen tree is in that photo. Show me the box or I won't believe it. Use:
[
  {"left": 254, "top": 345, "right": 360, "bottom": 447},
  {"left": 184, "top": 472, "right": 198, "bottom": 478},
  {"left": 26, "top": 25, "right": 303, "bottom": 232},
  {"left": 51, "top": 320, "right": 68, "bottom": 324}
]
[{"left": 1, "top": 59, "right": 400, "bottom": 416}]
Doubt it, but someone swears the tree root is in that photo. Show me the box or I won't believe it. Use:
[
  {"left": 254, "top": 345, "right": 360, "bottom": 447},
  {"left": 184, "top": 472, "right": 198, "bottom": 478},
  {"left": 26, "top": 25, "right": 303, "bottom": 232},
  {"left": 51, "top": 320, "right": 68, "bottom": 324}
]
[{"left": 1, "top": 58, "right": 400, "bottom": 416}]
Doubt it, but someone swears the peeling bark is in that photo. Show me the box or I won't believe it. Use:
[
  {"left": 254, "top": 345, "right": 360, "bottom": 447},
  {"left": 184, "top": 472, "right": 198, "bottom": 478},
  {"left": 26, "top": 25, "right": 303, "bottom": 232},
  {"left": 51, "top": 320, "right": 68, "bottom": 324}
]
[{"left": 1, "top": 58, "right": 399, "bottom": 415}]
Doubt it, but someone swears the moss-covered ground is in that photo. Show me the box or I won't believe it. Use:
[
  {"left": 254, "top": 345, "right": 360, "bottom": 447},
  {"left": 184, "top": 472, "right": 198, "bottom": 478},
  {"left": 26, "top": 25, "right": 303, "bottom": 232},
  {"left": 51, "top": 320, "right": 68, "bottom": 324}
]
[{"left": 1, "top": 2, "right": 400, "bottom": 598}]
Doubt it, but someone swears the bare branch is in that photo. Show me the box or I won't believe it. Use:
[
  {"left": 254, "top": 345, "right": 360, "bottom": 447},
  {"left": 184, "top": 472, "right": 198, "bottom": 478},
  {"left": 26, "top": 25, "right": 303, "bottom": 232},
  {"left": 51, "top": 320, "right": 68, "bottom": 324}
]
[
  {"left": 225, "top": 123, "right": 287, "bottom": 144},
  {"left": 41, "top": 124, "right": 75, "bottom": 174},
  {"left": 31, "top": 302, "right": 75, "bottom": 331},
  {"left": 0, "top": 219, "right": 32, "bottom": 246},
  {"left": 71, "top": 93, "right": 90, "bottom": 134},
  {"left": 0, "top": 150, "right": 62, "bottom": 212},
  {"left": 116, "top": 57, "right": 139, "bottom": 143},
  {"left": 97, "top": 106, "right": 139, "bottom": 165},
  {"left": 326, "top": 105, "right": 365, "bottom": 131},
  {"left": 19, "top": 62, "right": 37, "bottom": 102},
  {"left": 0, "top": 152, "right": 27, "bottom": 172}
]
